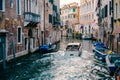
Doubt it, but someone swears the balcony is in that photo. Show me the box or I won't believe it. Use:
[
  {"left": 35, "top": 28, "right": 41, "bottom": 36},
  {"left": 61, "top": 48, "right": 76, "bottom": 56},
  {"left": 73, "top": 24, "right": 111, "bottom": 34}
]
[
  {"left": 24, "top": 12, "right": 40, "bottom": 27},
  {"left": 24, "top": 12, "right": 40, "bottom": 23}
]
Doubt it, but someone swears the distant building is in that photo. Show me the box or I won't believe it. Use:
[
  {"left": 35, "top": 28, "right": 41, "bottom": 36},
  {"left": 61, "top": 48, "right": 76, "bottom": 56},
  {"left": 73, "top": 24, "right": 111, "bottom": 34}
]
[
  {"left": 80, "top": 0, "right": 98, "bottom": 39},
  {"left": 60, "top": 2, "right": 80, "bottom": 36}
]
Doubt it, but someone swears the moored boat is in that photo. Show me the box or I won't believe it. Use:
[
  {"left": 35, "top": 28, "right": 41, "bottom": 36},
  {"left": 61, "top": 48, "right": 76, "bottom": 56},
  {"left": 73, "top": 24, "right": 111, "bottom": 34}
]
[
  {"left": 93, "top": 42, "right": 111, "bottom": 61},
  {"left": 39, "top": 44, "right": 56, "bottom": 53},
  {"left": 94, "top": 49, "right": 108, "bottom": 61},
  {"left": 92, "top": 42, "right": 105, "bottom": 51},
  {"left": 106, "top": 54, "right": 120, "bottom": 76}
]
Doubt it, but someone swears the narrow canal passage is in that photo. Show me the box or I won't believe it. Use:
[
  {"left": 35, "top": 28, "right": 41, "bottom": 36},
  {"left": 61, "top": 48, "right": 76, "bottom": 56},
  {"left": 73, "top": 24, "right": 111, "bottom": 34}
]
[{"left": 0, "top": 37, "right": 113, "bottom": 80}]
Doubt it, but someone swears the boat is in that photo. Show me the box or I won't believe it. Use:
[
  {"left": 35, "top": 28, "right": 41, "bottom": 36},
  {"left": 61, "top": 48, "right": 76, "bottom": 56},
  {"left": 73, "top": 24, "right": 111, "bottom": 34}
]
[
  {"left": 39, "top": 0, "right": 58, "bottom": 54},
  {"left": 106, "top": 54, "right": 120, "bottom": 76},
  {"left": 93, "top": 42, "right": 109, "bottom": 61},
  {"left": 82, "top": 34, "right": 92, "bottom": 40},
  {"left": 39, "top": 44, "right": 56, "bottom": 53},
  {"left": 65, "top": 42, "right": 82, "bottom": 56},
  {"left": 92, "top": 42, "right": 105, "bottom": 51},
  {"left": 94, "top": 49, "right": 108, "bottom": 61}
]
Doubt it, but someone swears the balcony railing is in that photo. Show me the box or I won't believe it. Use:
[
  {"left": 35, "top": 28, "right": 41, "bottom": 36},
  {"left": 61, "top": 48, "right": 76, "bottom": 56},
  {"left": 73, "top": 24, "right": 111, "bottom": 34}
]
[{"left": 24, "top": 12, "right": 40, "bottom": 23}]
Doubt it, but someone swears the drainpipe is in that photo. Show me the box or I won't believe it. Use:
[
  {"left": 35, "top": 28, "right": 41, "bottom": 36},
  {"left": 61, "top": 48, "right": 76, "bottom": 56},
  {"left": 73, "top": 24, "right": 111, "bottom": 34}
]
[
  {"left": 43, "top": 0, "right": 45, "bottom": 45},
  {"left": 111, "top": 0, "right": 114, "bottom": 33},
  {"left": 111, "top": 0, "right": 114, "bottom": 50}
]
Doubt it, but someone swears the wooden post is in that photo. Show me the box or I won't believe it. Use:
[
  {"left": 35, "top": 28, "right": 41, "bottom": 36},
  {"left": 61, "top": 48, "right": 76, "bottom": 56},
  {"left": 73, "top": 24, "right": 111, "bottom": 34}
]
[{"left": 2, "top": 43, "right": 6, "bottom": 70}]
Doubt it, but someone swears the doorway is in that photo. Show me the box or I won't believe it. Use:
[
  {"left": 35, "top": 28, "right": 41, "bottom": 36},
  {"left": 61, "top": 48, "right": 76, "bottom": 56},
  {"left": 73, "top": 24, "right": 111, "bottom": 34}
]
[
  {"left": 25, "top": 38, "right": 28, "bottom": 50},
  {"left": 0, "top": 36, "right": 6, "bottom": 61}
]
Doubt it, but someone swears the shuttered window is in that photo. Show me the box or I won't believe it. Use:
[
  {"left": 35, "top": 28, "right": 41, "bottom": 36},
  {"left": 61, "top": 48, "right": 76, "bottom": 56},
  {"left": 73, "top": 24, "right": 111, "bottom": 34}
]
[
  {"left": 73, "top": 8, "right": 76, "bottom": 12},
  {"left": 49, "top": 14, "right": 52, "bottom": 23},
  {"left": 105, "top": 5, "right": 108, "bottom": 18},
  {"left": 102, "top": 8, "right": 104, "bottom": 18}
]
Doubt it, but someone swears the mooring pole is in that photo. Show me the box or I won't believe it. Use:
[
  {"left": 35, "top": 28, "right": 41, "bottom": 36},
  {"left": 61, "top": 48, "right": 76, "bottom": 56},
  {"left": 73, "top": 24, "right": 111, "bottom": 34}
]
[
  {"left": 2, "top": 43, "right": 6, "bottom": 70},
  {"left": 12, "top": 39, "right": 16, "bottom": 64}
]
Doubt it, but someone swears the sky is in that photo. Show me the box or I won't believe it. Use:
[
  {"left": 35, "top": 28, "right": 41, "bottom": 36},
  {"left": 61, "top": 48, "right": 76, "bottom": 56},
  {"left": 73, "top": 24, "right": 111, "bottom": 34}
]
[{"left": 60, "top": 0, "right": 80, "bottom": 8}]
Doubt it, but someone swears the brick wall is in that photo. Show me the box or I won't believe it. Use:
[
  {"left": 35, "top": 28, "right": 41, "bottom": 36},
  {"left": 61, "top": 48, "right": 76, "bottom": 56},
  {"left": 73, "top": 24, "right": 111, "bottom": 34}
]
[{"left": 3, "top": 0, "right": 27, "bottom": 56}]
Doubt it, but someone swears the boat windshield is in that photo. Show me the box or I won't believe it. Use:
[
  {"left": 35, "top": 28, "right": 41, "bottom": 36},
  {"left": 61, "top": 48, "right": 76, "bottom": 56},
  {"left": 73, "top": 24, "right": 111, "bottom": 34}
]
[{"left": 66, "top": 45, "right": 79, "bottom": 51}]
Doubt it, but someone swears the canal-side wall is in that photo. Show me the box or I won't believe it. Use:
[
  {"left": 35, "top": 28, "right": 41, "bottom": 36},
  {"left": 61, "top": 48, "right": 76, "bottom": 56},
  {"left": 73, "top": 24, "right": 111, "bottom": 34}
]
[
  {"left": 7, "top": 47, "right": 38, "bottom": 61},
  {"left": 7, "top": 40, "right": 60, "bottom": 61}
]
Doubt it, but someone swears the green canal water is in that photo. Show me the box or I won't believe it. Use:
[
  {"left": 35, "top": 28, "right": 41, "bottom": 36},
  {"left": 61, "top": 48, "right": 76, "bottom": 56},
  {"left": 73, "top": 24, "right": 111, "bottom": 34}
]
[{"left": 0, "top": 38, "right": 114, "bottom": 80}]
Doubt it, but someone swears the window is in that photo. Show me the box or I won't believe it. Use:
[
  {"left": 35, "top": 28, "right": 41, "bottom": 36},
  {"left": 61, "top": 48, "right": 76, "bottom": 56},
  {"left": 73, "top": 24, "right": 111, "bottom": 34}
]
[
  {"left": 68, "top": 15, "right": 70, "bottom": 18},
  {"left": 73, "top": 15, "right": 75, "bottom": 18},
  {"left": 119, "top": 33, "right": 120, "bottom": 38},
  {"left": 73, "top": 8, "right": 76, "bottom": 12},
  {"left": 0, "top": 0, "right": 2, "bottom": 10},
  {"left": 65, "top": 16, "right": 67, "bottom": 19},
  {"left": 17, "top": 27, "right": 22, "bottom": 44},
  {"left": 36, "top": 29, "right": 39, "bottom": 38},
  {"left": 105, "top": 5, "right": 108, "bottom": 18},
  {"left": 10, "top": 0, "right": 13, "bottom": 8},
  {"left": 66, "top": 10, "right": 67, "bottom": 13},
  {"left": 16, "top": 0, "right": 21, "bottom": 15},
  {"left": 116, "top": 3, "right": 118, "bottom": 18},
  {"left": 92, "top": 14, "right": 94, "bottom": 19},
  {"left": 102, "top": 8, "right": 104, "bottom": 18},
  {"left": 119, "top": 1, "right": 120, "bottom": 13},
  {"left": 0, "top": 0, "right": 5, "bottom": 12},
  {"left": 109, "top": 1, "right": 111, "bottom": 15}
]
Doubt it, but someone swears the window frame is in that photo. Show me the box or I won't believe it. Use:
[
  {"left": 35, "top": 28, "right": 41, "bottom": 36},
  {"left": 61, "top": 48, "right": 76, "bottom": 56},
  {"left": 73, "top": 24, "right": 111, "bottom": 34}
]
[
  {"left": 10, "top": 0, "right": 14, "bottom": 8},
  {"left": 17, "top": 26, "right": 22, "bottom": 44},
  {"left": 16, "top": 0, "right": 21, "bottom": 15},
  {"left": 0, "top": 0, "right": 5, "bottom": 12}
]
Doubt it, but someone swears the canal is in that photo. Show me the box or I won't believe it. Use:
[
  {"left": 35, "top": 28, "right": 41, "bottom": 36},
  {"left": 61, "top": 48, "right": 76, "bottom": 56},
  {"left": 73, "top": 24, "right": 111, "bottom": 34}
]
[{"left": 0, "top": 37, "right": 114, "bottom": 80}]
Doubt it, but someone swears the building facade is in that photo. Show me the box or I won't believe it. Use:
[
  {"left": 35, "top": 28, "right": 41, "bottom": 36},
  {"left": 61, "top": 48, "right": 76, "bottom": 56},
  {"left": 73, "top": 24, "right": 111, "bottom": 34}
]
[
  {"left": 98, "top": 0, "right": 112, "bottom": 48},
  {"left": 60, "top": 2, "right": 80, "bottom": 36},
  {"left": 96, "top": 0, "right": 120, "bottom": 52},
  {"left": 113, "top": 0, "right": 120, "bottom": 53},
  {"left": 0, "top": 0, "right": 41, "bottom": 62},
  {"left": 0, "top": 0, "right": 60, "bottom": 65},
  {"left": 80, "top": 0, "right": 96, "bottom": 38},
  {"left": 40, "top": 0, "right": 61, "bottom": 45}
]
